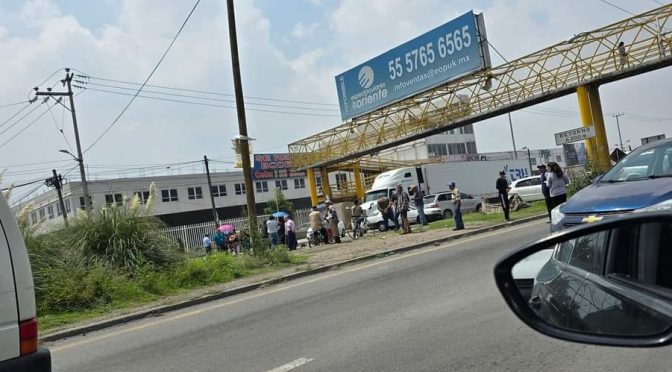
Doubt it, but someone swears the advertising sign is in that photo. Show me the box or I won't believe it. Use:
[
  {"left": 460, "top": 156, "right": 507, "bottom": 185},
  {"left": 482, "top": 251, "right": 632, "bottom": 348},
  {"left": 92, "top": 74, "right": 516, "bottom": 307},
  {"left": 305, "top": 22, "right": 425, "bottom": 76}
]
[
  {"left": 555, "top": 126, "right": 596, "bottom": 146},
  {"left": 253, "top": 153, "right": 306, "bottom": 180},
  {"left": 335, "top": 11, "right": 487, "bottom": 120}
]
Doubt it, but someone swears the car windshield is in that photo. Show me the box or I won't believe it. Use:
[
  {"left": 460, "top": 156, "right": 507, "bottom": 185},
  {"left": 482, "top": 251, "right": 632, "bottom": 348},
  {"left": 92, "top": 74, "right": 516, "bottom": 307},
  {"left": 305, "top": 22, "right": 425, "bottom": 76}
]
[
  {"left": 365, "top": 189, "right": 389, "bottom": 202},
  {"left": 423, "top": 195, "right": 435, "bottom": 203},
  {"left": 601, "top": 141, "right": 672, "bottom": 182}
]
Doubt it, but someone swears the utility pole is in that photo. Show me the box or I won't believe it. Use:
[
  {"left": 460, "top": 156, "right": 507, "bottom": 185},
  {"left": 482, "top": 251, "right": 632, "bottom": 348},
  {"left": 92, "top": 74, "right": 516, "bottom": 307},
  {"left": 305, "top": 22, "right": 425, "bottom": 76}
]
[
  {"left": 226, "top": 0, "right": 257, "bottom": 234},
  {"left": 35, "top": 68, "right": 91, "bottom": 211},
  {"left": 612, "top": 113, "right": 625, "bottom": 150},
  {"left": 45, "top": 169, "right": 68, "bottom": 227},
  {"left": 508, "top": 112, "right": 518, "bottom": 159},
  {"left": 203, "top": 155, "right": 219, "bottom": 229}
]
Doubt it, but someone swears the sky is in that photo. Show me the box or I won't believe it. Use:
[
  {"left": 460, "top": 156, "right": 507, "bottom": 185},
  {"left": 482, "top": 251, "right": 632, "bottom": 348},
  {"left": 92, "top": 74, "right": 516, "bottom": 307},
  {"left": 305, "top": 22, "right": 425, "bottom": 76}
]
[{"left": 1, "top": 0, "right": 671, "bottom": 202}]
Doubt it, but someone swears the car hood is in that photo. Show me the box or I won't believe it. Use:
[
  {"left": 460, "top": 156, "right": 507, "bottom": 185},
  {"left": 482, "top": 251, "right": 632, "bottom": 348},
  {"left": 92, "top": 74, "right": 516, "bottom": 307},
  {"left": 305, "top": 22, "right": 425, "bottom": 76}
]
[{"left": 561, "top": 178, "right": 672, "bottom": 214}]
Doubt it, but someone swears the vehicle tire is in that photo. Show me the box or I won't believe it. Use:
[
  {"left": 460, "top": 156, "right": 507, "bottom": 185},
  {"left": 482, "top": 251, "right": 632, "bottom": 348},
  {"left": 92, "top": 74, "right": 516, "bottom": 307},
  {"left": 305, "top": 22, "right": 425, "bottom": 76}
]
[
  {"left": 443, "top": 209, "right": 453, "bottom": 218},
  {"left": 475, "top": 203, "right": 482, "bottom": 212},
  {"left": 378, "top": 221, "right": 388, "bottom": 232},
  {"left": 345, "top": 228, "right": 354, "bottom": 240}
]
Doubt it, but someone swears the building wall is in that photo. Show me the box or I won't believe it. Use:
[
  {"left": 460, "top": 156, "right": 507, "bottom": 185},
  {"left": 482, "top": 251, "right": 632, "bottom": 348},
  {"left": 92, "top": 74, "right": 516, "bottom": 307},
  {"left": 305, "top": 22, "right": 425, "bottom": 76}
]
[{"left": 378, "top": 125, "right": 477, "bottom": 162}]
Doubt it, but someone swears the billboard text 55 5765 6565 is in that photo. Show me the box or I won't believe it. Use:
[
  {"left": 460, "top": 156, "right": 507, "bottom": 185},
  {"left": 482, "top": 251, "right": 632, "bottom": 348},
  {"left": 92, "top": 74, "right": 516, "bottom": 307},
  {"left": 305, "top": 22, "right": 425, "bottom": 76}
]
[{"left": 335, "top": 11, "right": 490, "bottom": 121}]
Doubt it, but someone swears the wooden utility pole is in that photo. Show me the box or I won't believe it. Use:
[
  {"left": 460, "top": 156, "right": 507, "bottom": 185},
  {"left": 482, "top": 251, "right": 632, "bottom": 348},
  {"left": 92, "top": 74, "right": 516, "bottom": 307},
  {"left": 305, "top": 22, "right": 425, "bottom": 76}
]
[
  {"left": 204, "top": 155, "right": 219, "bottom": 229},
  {"left": 35, "top": 68, "right": 91, "bottom": 211},
  {"left": 226, "top": 0, "right": 257, "bottom": 233},
  {"left": 45, "top": 169, "right": 68, "bottom": 227}
]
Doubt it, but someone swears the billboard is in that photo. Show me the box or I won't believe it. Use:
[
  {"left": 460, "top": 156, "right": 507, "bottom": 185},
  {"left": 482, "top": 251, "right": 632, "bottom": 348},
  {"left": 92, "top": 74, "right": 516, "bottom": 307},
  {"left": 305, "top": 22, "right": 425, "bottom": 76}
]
[
  {"left": 335, "top": 11, "right": 488, "bottom": 120},
  {"left": 253, "top": 153, "right": 306, "bottom": 180}
]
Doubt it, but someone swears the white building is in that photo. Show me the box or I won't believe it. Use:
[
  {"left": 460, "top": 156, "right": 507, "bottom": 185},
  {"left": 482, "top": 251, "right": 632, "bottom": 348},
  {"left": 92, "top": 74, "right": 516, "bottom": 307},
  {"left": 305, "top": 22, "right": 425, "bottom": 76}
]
[
  {"left": 378, "top": 124, "right": 479, "bottom": 162},
  {"left": 16, "top": 170, "right": 317, "bottom": 228}
]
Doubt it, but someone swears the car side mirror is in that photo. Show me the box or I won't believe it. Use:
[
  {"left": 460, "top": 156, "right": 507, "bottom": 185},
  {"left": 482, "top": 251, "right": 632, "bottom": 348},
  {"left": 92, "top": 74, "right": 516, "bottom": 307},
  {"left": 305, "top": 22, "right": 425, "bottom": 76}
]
[{"left": 494, "top": 212, "right": 672, "bottom": 347}]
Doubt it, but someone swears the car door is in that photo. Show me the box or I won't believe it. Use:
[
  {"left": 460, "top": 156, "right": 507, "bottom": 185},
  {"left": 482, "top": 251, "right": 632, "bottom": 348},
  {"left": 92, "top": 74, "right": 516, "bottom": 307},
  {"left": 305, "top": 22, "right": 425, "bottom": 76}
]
[
  {"left": 513, "top": 179, "right": 532, "bottom": 201},
  {"left": 437, "top": 193, "right": 452, "bottom": 215},
  {"left": 527, "top": 177, "right": 544, "bottom": 201},
  {"left": 0, "top": 220, "right": 19, "bottom": 361},
  {"left": 460, "top": 193, "right": 478, "bottom": 211}
]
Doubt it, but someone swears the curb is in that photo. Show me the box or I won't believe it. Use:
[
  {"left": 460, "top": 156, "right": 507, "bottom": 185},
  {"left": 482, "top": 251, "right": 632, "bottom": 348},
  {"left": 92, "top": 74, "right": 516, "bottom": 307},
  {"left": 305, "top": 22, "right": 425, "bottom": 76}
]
[{"left": 41, "top": 213, "right": 547, "bottom": 343}]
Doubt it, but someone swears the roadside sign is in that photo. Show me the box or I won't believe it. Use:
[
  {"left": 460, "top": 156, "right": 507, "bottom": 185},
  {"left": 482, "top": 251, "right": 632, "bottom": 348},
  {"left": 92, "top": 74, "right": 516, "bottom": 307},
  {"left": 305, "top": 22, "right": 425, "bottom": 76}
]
[
  {"left": 334, "top": 11, "right": 489, "bottom": 121},
  {"left": 554, "top": 126, "right": 596, "bottom": 145}
]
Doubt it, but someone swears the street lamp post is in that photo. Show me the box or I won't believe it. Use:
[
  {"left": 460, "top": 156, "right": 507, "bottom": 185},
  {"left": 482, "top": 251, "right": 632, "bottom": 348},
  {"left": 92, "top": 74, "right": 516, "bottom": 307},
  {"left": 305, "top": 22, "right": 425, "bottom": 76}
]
[{"left": 521, "top": 146, "right": 533, "bottom": 173}]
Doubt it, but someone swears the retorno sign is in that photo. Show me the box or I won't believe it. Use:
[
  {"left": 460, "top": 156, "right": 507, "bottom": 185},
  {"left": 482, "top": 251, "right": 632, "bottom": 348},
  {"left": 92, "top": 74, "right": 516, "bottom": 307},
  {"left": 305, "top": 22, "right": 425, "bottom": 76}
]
[{"left": 335, "top": 11, "right": 488, "bottom": 121}]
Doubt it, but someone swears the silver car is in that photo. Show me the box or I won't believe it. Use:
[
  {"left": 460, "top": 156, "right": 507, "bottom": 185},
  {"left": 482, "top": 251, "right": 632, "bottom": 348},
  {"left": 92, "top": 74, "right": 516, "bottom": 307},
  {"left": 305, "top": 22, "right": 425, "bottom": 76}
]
[{"left": 424, "top": 191, "right": 482, "bottom": 218}]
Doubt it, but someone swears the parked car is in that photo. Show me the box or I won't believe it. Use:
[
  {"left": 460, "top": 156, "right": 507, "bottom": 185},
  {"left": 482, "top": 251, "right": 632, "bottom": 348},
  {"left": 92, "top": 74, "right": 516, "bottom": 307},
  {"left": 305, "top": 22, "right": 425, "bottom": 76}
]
[
  {"left": 496, "top": 211, "right": 672, "bottom": 347},
  {"left": 420, "top": 198, "right": 443, "bottom": 223},
  {"left": 367, "top": 206, "right": 420, "bottom": 232},
  {"left": 508, "top": 175, "right": 545, "bottom": 202},
  {"left": 551, "top": 138, "right": 672, "bottom": 232},
  {"left": 424, "top": 191, "right": 481, "bottom": 218},
  {"left": 0, "top": 197, "right": 51, "bottom": 371}
]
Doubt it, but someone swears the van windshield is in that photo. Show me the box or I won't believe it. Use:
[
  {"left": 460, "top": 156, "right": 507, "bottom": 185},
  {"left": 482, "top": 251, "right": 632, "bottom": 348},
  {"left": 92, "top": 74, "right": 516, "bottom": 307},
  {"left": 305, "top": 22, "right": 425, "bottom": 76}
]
[
  {"left": 601, "top": 141, "right": 672, "bottom": 182},
  {"left": 365, "top": 189, "right": 389, "bottom": 203}
]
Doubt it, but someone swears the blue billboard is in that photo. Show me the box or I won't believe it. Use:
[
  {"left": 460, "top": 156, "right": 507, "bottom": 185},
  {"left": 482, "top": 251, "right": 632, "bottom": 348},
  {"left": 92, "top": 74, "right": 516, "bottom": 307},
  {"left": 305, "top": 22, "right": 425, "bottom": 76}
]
[{"left": 335, "top": 11, "right": 486, "bottom": 121}]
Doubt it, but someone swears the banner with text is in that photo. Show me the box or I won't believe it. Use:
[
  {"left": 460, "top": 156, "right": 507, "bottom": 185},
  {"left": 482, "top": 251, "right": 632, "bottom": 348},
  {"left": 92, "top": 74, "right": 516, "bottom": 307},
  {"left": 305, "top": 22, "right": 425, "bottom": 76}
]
[
  {"left": 335, "top": 11, "right": 486, "bottom": 120},
  {"left": 253, "top": 153, "right": 307, "bottom": 180}
]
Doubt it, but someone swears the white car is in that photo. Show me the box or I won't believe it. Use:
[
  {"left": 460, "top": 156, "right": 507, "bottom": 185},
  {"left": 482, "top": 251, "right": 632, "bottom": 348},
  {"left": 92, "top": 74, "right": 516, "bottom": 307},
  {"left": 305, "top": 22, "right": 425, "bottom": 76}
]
[
  {"left": 0, "top": 197, "right": 51, "bottom": 371},
  {"left": 509, "top": 176, "right": 545, "bottom": 202},
  {"left": 424, "top": 191, "right": 481, "bottom": 218},
  {"left": 367, "top": 206, "right": 420, "bottom": 232}
]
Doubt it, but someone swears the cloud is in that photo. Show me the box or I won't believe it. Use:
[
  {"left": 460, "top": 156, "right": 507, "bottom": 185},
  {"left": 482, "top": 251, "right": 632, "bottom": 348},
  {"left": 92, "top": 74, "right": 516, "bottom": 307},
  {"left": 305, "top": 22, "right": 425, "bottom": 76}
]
[{"left": 291, "top": 22, "right": 320, "bottom": 38}]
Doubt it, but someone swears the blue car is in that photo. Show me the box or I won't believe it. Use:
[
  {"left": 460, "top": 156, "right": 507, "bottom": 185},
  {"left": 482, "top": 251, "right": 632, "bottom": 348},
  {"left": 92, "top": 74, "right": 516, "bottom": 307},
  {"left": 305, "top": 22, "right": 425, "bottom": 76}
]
[{"left": 551, "top": 138, "right": 672, "bottom": 231}]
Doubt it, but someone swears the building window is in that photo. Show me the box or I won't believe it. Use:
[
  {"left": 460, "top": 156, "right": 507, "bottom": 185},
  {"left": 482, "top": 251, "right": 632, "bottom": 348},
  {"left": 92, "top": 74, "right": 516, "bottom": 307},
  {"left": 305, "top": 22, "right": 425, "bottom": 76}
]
[
  {"left": 335, "top": 173, "right": 348, "bottom": 191},
  {"left": 133, "top": 191, "right": 151, "bottom": 204},
  {"left": 235, "top": 183, "right": 246, "bottom": 195},
  {"left": 462, "top": 124, "right": 474, "bottom": 134},
  {"left": 39, "top": 208, "right": 45, "bottom": 221},
  {"left": 187, "top": 187, "right": 203, "bottom": 200},
  {"left": 57, "top": 204, "right": 62, "bottom": 216},
  {"left": 315, "top": 176, "right": 322, "bottom": 189},
  {"left": 275, "top": 180, "right": 288, "bottom": 191},
  {"left": 30, "top": 211, "right": 37, "bottom": 225},
  {"left": 294, "top": 178, "right": 306, "bottom": 189},
  {"left": 161, "top": 189, "right": 178, "bottom": 202},
  {"left": 47, "top": 205, "right": 54, "bottom": 219},
  {"left": 427, "top": 144, "right": 448, "bottom": 157},
  {"left": 466, "top": 141, "right": 478, "bottom": 154},
  {"left": 105, "top": 193, "right": 123, "bottom": 207},
  {"left": 530, "top": 158, "right": 538, "bottom": 166},
  {"left": 255, "top": 181, "right": 269, "bottom": 193},
  {"left": 211, "top": 185, "right": 227, "bottom": 197},
  {"left": 64, "top": 199, "right": 71, "bottom": 213},
  {"left": 79, "top": 196, "right": 92, "bottom": 210},
  {"left": 447, "top": 143, "right": 467, "bottom": 155},
  {"left": 556, "top": 155, "right": 562, "bottom": 162}
]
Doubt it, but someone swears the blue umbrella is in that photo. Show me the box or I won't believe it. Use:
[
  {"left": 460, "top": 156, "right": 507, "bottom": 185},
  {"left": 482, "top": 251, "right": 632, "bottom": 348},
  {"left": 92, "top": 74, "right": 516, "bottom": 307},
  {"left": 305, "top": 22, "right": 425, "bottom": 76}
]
[{"left": 272, "top": 211, "right": 289, "bottom": 218}]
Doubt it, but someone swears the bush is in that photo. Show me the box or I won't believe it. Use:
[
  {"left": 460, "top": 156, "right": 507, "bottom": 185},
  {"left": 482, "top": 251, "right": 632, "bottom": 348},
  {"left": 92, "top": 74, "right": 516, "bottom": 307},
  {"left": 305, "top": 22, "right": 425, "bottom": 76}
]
[{"left": 566, "top": 162, "right": 610, "bottom": 197}]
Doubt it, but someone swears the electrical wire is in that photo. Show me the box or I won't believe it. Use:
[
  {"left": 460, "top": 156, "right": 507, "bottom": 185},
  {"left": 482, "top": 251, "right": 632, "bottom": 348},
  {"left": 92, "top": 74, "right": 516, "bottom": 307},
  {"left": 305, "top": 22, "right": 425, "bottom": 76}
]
[
  {"left": 597, "top": 0, "right": 636, "bottom": 16},
  {"left": 0, "top": 101, "right": 30, "bottom": 109},
  {"left": 46, "top": 101, "right": 74, "bottom": 152},
  {"left": 83, "top": 0, "right": 201, "bottom": 155},
  {"left": 0, "top": 102, "right": 44, "bottom": 136},
  {"left": 0, "top": 104, "right": 53, "bottom": 150},
  {"left": 76, "top": 86, "right": 341, "bottom": 118},
  {"left": 0, "top": 159, "right": 71, "bottom": 168},
  {"left": 0, "top": 102, "right": 33, "bottom": 131}
]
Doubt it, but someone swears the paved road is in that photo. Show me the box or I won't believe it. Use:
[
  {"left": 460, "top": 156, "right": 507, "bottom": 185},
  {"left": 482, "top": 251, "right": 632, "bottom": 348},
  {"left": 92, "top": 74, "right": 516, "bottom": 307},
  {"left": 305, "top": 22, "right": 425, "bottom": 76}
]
[{"left": 49, "top": 220, "right": 670, "bottom": 371}]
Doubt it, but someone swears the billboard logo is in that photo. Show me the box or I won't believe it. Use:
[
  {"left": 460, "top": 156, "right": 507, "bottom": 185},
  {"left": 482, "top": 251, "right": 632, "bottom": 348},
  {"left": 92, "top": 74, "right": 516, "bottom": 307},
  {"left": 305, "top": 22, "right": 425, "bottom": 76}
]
[{"left": 358, "top": 66, "right": 374, "bottom": 89}]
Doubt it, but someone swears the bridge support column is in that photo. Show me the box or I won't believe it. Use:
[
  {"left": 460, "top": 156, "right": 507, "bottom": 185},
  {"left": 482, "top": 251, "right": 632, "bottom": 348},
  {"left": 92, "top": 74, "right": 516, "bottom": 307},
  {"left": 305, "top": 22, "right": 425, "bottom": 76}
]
[
  {"left": 577, "top": 85, "right": 611, "bottom": 169},
  {"left": 353, "top": 162, "right": 364, "bottom": 202},
  {"left": 319, "top": 167, "right": 332, "bottom": 202},
  {"left": 307, "top": 168, "right": 319, "bottom": 207}
]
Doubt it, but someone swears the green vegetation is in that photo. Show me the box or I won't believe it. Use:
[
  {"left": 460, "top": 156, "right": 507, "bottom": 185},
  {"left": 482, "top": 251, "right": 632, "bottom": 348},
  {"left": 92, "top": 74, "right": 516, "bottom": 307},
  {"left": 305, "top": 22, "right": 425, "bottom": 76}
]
[
  {"left": 566, "top": 162, "right": 609, "bottom": 197},
  {"left": 263, "top": 188, "right": 294, "bottom": 215},
  {"left": 427, "top": 201, "right": 547, "bottom": 230}
]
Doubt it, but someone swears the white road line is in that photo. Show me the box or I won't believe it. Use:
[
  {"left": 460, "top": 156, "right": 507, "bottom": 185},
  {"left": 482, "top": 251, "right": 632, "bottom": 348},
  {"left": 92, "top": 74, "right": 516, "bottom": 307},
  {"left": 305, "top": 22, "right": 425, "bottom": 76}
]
[
  {"left": 49, "top": 220, "right": 545, "bottom": 352},
  {"left": 268, "top": 357, "right": 314, "bottom": 372}
]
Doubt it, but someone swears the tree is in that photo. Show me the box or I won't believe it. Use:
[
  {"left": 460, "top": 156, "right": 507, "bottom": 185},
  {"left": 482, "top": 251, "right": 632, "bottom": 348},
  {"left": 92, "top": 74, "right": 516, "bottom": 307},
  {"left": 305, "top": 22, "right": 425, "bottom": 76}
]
[{"left": 263, "top": 188, "right": 294, "bottom": 215}]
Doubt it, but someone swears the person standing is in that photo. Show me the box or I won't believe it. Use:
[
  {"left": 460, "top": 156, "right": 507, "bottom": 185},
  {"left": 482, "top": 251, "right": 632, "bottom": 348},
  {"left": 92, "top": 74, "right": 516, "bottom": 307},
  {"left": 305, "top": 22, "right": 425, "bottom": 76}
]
[
  {"left": 546, "top": 162, "right": 570, "bottom": 209},
  {"left": 410, "top": 185, "right": 427, "bottom": 226},
  {"left": 449, "top": 182, "right": 464, "bottom": 231},
  {"left": 617, "top": 41, "right": 628, "bottom": 69},
  {"left": 309, "top": 206, "right": 328, "bottom": 244},
  {"left": 394, "top": 185, "right": 412, "bottom": 234},
  {"left": 213, "top": 228, "right": 226, "bottom": 252},
  {"left": 538, "top": 164, "right": 552, "bottom": 221},
  {"left": 285, "top": 215, "right": 297, "bottom": 251},
  {"left": 390, "top": 189, "right": 400, "bottom": 231},
  {"left": 266, "top": 216, "right": 279, "bottom": 248},
  {"left": 277, "top": 216, "right": 286, "bottom": 245},
  {"left": 496, "top": 171, "right": 511, "bottom": 221},
  {"left": 326, "top": 201, "right": 341, "bottom": 243},
  {"left": 351, "top": 200, "right": 365, "bottom": 237},
  {"left": 202, "top": 233, "right": 212, "bottom": 255},
  {"left": 377, "top": 195, "right": 397, "bottom": 231}
]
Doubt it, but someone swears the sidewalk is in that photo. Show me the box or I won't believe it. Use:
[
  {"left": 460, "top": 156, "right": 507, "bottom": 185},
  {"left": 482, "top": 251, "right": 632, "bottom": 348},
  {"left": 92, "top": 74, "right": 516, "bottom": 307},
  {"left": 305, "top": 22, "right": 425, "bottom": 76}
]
[{"left": 41, "top": 214, "right": 546, "bottom": 342}]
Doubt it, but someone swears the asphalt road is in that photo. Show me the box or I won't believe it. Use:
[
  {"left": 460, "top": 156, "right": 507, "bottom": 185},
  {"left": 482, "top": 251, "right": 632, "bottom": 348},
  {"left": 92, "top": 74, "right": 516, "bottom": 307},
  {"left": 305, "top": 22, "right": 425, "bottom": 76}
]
[{"left": 49, "top": 220, "right": 671, "bottom": 371}]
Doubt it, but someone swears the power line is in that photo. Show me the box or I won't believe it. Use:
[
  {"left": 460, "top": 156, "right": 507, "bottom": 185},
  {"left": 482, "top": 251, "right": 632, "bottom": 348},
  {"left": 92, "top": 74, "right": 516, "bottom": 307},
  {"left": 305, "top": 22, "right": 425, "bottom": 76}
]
[
  {"left": 79, "top": 81, "right": 339, "bottom": 112},
  {"left": 0, "top": 102, "right": 33, "bottom": 131},
  {"left": 0, "top": 104, "right": 53, "bottom": 150},
  {"left": 83, "top": 0, "right": 201, "bottom": 154},
  {"left": 0, "top": 159, "right": 71, "bottom": 168},
  {"left": 0, "top": 101, "right": 30, "bottom": 109},
  {"left": 75, "top": 86, "right": 341, "bottom": 118},
  {"left": 0, "top": 102, "right": 44, "bottom": 136},
  {"left": 76, "top": 73, "right": 338, "bottom": 107},
  {"left": 597, "top": 0, "right": 636, "bottom": 16},
  {"left": 46, "top": 100, "right": 74, "bottom": 152}
]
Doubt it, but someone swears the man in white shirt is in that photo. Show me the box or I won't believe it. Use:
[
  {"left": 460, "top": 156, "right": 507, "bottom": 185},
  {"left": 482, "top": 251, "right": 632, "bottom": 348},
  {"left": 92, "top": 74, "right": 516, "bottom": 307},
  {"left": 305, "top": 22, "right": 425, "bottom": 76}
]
[
  {"left": 285, "top": 215, "right": 297, "bottom": 250},
  {"left": 266, "top": 216, "right": 279, "bottom": 247},
  {"left": 202, "top": 234, "right": 212, "bottom": 255}
]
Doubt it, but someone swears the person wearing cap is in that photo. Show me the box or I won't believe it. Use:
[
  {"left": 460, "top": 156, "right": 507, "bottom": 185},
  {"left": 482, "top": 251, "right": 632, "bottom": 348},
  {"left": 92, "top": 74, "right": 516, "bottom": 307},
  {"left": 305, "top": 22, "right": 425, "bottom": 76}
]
[
  {"left": 538, "top": 164, "right": 552, "bottom": 221},
  {"left": 449, "top": 182, "right": 464, "bottom": 231},
  {"left": 496, "top": 171, "right": 511, "bottom": 221}
]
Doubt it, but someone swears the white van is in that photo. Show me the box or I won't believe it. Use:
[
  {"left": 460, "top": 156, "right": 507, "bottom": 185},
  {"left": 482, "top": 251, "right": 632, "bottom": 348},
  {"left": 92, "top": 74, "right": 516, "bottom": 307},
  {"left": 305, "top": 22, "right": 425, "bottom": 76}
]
[{"left": 0, "top": 197, "right": 51, "bottom": 371}]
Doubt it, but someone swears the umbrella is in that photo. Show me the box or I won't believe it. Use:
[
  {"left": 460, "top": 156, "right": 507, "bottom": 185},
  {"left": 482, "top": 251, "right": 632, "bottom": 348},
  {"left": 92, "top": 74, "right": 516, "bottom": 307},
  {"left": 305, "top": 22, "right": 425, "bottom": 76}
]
[
  {"left": 272, "top": 211, "right": 289, "bottom": 218},
  {"left": 218, "top": 224, "right": 234, "bottom": 233}
]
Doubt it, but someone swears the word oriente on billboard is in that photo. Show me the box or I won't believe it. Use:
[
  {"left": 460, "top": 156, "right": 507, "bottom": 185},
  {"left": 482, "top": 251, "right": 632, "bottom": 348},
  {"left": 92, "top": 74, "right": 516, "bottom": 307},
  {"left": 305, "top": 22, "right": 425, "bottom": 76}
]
[{"left": 335, "top": 11, "right": 490, "bottom": 121}]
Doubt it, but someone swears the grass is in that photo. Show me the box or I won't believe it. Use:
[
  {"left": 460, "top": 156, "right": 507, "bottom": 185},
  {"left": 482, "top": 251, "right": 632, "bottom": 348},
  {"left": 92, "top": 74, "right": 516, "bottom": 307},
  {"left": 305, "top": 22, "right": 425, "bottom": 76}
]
[
  {"left": 39, "top": 250, "right": 308, "bottom": 331},
  {"left": 427, "top": 201, "right": 547, "bottom": 230}
]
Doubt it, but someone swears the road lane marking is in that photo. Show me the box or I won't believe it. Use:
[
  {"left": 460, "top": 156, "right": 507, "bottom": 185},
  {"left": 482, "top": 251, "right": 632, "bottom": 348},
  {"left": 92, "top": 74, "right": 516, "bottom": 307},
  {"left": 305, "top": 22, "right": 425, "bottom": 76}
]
[
  {"left": 49, "top": 220, "right": 545, "bottom": 352},
  {"left": 268, "top": 357, "right": 314, "bottom": 372}
]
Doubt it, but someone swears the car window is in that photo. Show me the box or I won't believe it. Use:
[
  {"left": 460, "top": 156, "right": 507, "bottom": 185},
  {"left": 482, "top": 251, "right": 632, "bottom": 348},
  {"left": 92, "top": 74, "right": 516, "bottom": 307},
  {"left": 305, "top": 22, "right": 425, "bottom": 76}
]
[
  {"left": 365, "top": 190, "right": 388, "bottom": 203},
  {"left": 460, "top": 193, "right": 472, "bottom": 199},
  {"left": 555, "top": 231, "right": 609, "bottom": 274},
  {"left": 516, "top": 180, "right": 531, "bottom": 187},
  {"left": 529, "top": 177, "right": 542, "bottom": 186},
  {"left": 601, "top": 141, "right": 672, "bottom": 182},
  {"left": 437, "top": 194, "right": 447, "bottom": 201}
]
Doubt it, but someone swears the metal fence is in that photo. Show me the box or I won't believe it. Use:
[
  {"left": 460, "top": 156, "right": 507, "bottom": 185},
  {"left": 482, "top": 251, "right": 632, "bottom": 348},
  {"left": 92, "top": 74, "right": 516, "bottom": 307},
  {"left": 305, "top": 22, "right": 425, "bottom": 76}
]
[{"left": 162, "top": 209, "right": 311, "bottom": 251}]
